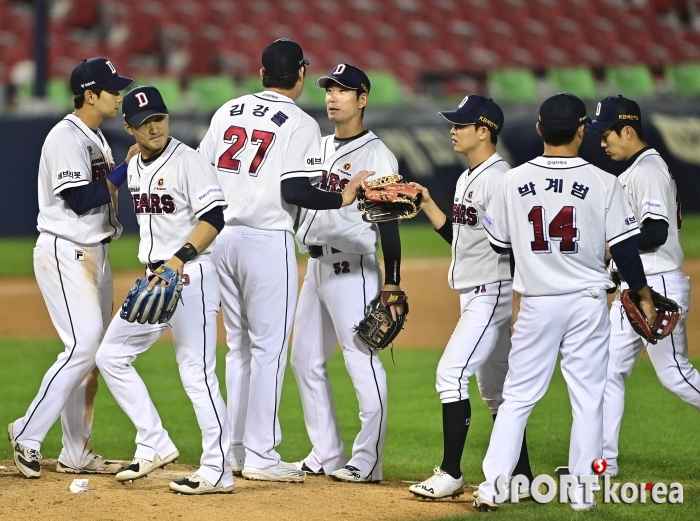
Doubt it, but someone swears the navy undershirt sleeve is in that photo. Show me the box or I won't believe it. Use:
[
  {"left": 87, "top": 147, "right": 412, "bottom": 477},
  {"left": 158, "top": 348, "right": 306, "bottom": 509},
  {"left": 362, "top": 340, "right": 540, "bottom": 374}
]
[
  {"left": 610, "top": 236, "right": 648, "bottom": 291},
  {"left": 60, "top": 178, "right": 111, "bottom": 215},
  {"left": 281, "top": 177, "right": 343, "bottom": 210},
  {"left": 435, "top": 219, "right": 453, "bottom": 244},
  {"left": 378, "top": 220, "right": 401, "bottom": 285},
  {"left": 198, "top": 205, "right": 225, "bottom": 232},
  {"left": 637, "top": 218, "right": 668, "bottom": 251}
]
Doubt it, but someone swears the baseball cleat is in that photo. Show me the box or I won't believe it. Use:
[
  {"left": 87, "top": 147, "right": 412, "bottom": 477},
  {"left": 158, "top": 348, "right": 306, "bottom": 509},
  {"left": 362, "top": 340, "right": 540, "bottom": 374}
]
[
  {"left": 572, "top": 501, "right": 597, "bottom": 511},
  {"left": 8, "top": 422, "right": 41, "bottom": 479},
  {"left": 473, "top": 495, "right": 499, "bottom": 512},
  {"left": 292, "top": 461, "right": 325, "bottom": 476},
  {"left": 231, "top": 459, "right": 244, "bottom": 476},
  {"left": 330, "top": 465, "right": 378, "bottom": 484},
  {"left": 56, "top": 453, "right": 121, "bottom": 474},
  {"left": 409, "top": 467, "right": 464, "bottom": 499},
  {"left": 242, "top": 461, "right": 305, "bottom": 483},
  {"left": 115, "top": 450, "right": 179, "bottom": 482},
  {"left": 169, "top": 474, "right": 234, "bottom": 495},
  {"left": 555, "top": 466, "right": 570, "bottom": 476}
]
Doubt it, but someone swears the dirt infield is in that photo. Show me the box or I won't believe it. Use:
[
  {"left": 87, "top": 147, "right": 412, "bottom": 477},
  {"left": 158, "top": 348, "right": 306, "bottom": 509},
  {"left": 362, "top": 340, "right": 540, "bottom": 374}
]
[
  {"left": 0, "top": 460, "right": 473, "bottom": 521},
  {"left": 1, "top": 257, "right": 699, "bottom": 355}
]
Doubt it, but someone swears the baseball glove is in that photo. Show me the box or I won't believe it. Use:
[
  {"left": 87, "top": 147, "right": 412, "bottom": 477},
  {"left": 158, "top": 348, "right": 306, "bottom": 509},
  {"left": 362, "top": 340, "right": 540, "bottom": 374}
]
[
  {"left": 354, "top": 290, "right": 409, "bottom": 350},
  {"left": 620, "top": 288, "right": 680, "bottom": 344},
  {"left": 120, "top": 265, "right": 184, "bottom": 325},
  {"left": 357, "top": 174, "right": 422, "bottom": 223}
]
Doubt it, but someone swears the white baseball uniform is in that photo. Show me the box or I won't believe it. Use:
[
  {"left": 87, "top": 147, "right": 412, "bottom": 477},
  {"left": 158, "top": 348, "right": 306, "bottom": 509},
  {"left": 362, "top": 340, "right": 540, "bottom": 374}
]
[
  {"left": 291, "top": 131, "right": 396, "bottom": 480},
  {"left": 478, "top": 155, "right": 639, "bottom": 509},
  {"left": 603, "top": 148, "right": 700, "bottom": 474},
  {"left": 95, "top": 138, "right": 232, "bottom": 488},
  {"left": 198, "top": 90, "right": 322, "bottom": 469},
  {"left": 437, "top": 153, "right": 513, "bottom": 412},
  {"left": 13, "top": 114, "right": 121, "bottom": 469}
]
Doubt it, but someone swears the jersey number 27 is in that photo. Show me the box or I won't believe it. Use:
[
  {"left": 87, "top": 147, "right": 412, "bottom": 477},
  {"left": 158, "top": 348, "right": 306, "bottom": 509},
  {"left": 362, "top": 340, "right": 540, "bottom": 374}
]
[
  {"left": 218, "top": 126, "right": 276, "bottom": 176},
  {"left": 528, "top": 206, "right": 579, "bottom": 254}
]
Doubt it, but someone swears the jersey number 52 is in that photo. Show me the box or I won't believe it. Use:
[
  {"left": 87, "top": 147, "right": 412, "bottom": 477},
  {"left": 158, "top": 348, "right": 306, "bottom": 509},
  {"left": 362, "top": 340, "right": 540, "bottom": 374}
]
[
  {"left": 218, "top": 126, "right": 276, "bottom": 176},
  {"left": 528, "top": 206, "right": 579, "bottom": 254}
]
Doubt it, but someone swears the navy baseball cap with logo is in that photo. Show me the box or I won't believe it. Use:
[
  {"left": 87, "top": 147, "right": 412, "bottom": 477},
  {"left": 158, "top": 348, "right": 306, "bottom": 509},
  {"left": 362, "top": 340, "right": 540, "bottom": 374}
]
[
  {"left": 588, "top": 95, "right": 642, "bottom": 132},
  {"left": 438, "top": 95, "right": 504, "bottom": 135},
  {"left": 316, "top": 64, "right": 371, "bottom": 94},
  {"left": 122, "top": 86, "right": 169, "bottom": 127},
  {"left": 538, "top": 93, "right": 591, "bottom": 131},
  {"left": 70, "top": 58, "right": 133, "bottom": 95},
  {"left": 261, "top": 38, "right": 309, "bottom": 77}
]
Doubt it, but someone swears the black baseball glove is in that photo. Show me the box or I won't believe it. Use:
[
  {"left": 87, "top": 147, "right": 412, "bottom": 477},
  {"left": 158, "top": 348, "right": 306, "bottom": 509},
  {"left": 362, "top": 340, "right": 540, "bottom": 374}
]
[{"left": 354, "top": 290, "right": 409, "bottom": 350}]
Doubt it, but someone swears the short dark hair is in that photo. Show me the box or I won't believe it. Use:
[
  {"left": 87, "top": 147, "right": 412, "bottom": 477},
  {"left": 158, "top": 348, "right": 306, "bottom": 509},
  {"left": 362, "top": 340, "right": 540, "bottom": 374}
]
[
  {"left": 475, "top": 123, "right": 498, "bottom": 145},
  {"left": 262, "top": 68, "right": 301, "bottom": 91},
  {"left": 611, "top": 121, "right": 646, "bottom": 142},
  {"left": 540, "top": 125, "right": 580, "bottom": 146},
  {"left": 74, "top": 88, "right": 103, "bottom": 109}
]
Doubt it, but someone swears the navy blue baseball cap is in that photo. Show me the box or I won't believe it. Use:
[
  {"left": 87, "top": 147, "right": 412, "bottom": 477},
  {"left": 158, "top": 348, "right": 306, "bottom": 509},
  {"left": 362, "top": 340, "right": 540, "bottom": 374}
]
[
  {"left": 538, "top": 93, "right": 591, "bottom": 131},
  {"left": 262, "top": 39, "right": 309, "bottom": 77},
  {"left": 122, "top": 86, "right": 169, "bottom": 127},
  {"left": 316, "top": 64, "right": 371, "bottom": 94},
  {"left": 439, "top": 95, "right": 504, "bottom": 135},
  {"left": 588, "top": 95, "right": 642, "bottom": 132},
  {"left": 70, "top": 58, "right": 133, "bottom": 95}
]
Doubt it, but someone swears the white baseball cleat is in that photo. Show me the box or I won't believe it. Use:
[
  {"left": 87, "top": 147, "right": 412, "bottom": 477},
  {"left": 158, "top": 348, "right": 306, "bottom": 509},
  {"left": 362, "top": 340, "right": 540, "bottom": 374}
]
[
  {"left": 555, "top": 466, "right": 570, "bottom": 476},
  {"left": 292, "top": 461, "right": 325, "bottom": 476},
  {"left": 8, "top": 422, "right": 41, "bottom": 479},
  {"left": 231, "top": 459, "right": 244, "bottom": 476},
  {"left": 473, "top": 494, "right": 499, "bottom": 512},
  {"left": 169, "top": 473, "right": 234, "bottom": 495},
  {"left": 115, "top": 450, "right": 179, "bottom": 482},
  {"left": 56, "top": 453, "right": 122, "bottom": 474},
  {"left": 330, "top": 465, "right": 378, "bottom": 483},
  {"left": 242, "top": 461, "right": 305, "bottom": 482},
  {"left": 409, "top": 467, "right": 464, "bottom": 499},
  {"left": 572, "top": 501, "right": 597, "bottom": 511}
]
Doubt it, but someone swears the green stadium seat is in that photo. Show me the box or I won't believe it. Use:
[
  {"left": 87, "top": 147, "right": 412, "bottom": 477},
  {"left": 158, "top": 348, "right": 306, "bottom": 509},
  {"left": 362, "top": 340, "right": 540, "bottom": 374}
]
[
  {"left": 547, "top": 67, "right": 598, "bottom": 100},
  {"left": 46, "top": 79, "right": 73, "bottom": 111},
  {"left": 366, "top": 71, "right": 405, "bottom": 107},
  {"left": 605, "top": 66, "right": 655, "bottom": 98},
  {"left": 188, "top": 76, "right": 237, "bottom": 111},
  {"left": 297, "top": 73, "right": 327, "bottom": 108},
  {"left": 239, "top": 75, "right": 263, "bottom": 95},
  {"left": 666, "top": 64, "right": 700, "bottom": 96},
  {"left": 134, "top": 78, "right": 183, "bottom": 110},
  {"left": 487, "top": 68, "right": 538, "bottom": 103}
]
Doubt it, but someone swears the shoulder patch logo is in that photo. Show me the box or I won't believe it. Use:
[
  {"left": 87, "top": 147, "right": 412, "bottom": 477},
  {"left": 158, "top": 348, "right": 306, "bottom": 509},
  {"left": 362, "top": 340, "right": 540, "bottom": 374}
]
[{"left": 467, "top": 190, "right": 473, "bottom": 201}]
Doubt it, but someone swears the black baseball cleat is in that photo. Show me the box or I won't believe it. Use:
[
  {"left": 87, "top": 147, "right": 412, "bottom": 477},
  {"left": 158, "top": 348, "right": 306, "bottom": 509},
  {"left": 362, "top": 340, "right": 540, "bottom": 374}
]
[
  {"left": 555, "top": 466, "right": 570, "bottom": 476},
  {"left": 8, "top": 423, "right": 41, "bottom": 479}
]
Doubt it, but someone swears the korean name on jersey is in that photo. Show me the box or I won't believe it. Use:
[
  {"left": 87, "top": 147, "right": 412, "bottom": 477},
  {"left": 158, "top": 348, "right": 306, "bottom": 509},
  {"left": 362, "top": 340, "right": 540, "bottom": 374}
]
[
  {"left": 448, "top": 153, "right": 512, "bottom": 290},
  {"left": 197, "top": 91, "right": 323, "bottom": 232},
  {"left": 37, "top": 114, "right": 123, "bottom": 244},
  {"left": 618, "top": 148, "right": 683, "bottom": 275},
  {"left": 296, "top": 131, "right": 398, "bottom": 255},
  {"left": 127, "top": 138, "right": 227, "bottom": 264},
  {"left": 484, "top": 156, "right": 639, "bottom": 297}
]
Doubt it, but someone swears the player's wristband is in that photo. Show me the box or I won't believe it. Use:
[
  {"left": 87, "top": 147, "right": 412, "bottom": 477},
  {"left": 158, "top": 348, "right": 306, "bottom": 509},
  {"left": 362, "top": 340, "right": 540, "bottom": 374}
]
[
  {"left": 106, "top": 162, "right": 128, "bottom": 187},
  {"left": 174, "top": 242, "right": 198, "bottom": 263}
]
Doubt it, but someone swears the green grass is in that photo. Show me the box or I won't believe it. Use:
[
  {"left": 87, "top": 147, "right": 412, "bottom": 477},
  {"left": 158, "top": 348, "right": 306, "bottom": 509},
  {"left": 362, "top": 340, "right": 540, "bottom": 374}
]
[
  {"left": 0, "top": 340, "right": 698, "bottom": 519},
  {"left": 1, "top": 216, "right": 698, "bottom": 278}
]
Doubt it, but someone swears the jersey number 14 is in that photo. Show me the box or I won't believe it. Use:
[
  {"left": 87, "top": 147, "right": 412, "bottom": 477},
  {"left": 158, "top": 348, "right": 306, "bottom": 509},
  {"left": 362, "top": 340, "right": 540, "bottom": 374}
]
[
  {"left": 218, "top": 126, "right": 276, "bottom": 176},
  {"left": 528, "top": 206, "right": 579, "bottom": 254}
]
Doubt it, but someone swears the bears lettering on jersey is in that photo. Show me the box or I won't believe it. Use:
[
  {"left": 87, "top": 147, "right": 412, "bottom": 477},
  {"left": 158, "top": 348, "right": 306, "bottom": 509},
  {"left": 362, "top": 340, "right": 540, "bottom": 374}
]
[
  {"left": 317, "top": 170, "right": 348, "bottom": 194},
  {"left": 132, "top": 193, "right": 176, "bottom": 214},
  {"left": 452, "top": 203, "right": 478, "bottom": 227}
]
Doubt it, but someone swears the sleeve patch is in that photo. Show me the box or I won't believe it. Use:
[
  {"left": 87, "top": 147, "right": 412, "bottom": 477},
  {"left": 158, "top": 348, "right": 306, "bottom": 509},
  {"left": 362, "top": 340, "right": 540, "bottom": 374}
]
[
  {"left": 57, "top": 170, "right": 83, "bottom": 180},
  {"left": 305, "top": 156, "right": 322, "bottom": 168},
  {"left": 624, "top": 213, "right": 637, "bottom": 227},
  {"left": 197, "top": 185, "right": 224, "bottom": 202},
  {"left": 483, "top": 211, "right": 494, "bottom": 229},
  {"left": 641, "top": 198, "right": 663, "bottom": 211}
]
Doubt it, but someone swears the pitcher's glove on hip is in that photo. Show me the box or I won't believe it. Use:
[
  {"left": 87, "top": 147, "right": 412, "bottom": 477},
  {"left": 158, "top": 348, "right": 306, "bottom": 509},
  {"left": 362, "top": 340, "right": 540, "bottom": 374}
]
[
  {"left": 120, "top": 265, "right": 184, "bottom": 324},
  {"left": 620, "top": 287, "right": 680, "bottom": 344},
  {"left": 357, "top": 174, "right": 422, "bottom": 223},
  {"left": 354, "top": 291, "right": 409, "bottom": 350}
]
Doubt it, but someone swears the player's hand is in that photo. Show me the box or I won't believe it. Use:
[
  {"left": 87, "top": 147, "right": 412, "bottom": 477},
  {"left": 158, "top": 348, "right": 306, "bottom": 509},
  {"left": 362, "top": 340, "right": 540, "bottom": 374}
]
[
  {"left": 126, "top": 143, "right": 141, "bottom": 164},
  {"left": 382, "top": 283, "right": 405, "bottom": 321},
  {"left": 604, "top": 243, "right": 612, "bottom": 262},
  {"left": 148, "top": 258, "right": 184, "bottom": 290},
  {"left": 408, "top": 182, "right": 433, "bottom": 205},
  {"left": 341, "top": 170, "right": 374, "bottom": 207},
  {"left": 637, "top": 286, "right": 658, "bottom": 327}
]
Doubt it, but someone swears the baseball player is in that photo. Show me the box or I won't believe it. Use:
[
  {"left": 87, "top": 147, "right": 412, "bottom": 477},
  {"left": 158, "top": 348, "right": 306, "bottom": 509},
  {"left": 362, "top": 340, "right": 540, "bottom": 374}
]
[
  {"left": 589, "top": 96, "right": 700, "bottom": 477},
  {"left": 290, "top": 64, "right": 406, "bottom": 483},
  {"left": 94, "top": 86, "right": 233, "bottom": 495},
  {"left": 474, "top": 93, "right": 656, "bottom": 511},
  {"left": 8, "top": 58, "right": 134, "bottom": 478},
  {"left": 405, "top": 95, "right": 533, "bottom": 499},
  {"left": 198, "top": 40, "right": 370, "bottom": 482}
]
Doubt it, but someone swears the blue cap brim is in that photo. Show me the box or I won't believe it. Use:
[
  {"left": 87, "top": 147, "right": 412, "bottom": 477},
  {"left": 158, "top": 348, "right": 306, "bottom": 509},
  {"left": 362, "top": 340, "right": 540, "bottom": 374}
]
[
  {"left": 316, "top": 76, "right": 358, "bottom": 90},
  {"left": 101, "top": 75, "right": 134, "bottom": 92},
  {"left": 587, "top": 119, "right": 616, "bottom": 132},
  {"left": 438, "top": 110, "right": 475, "bottom": 125},
  {"left": 125, "top": 108, "right": 169, "bottom": 127}
]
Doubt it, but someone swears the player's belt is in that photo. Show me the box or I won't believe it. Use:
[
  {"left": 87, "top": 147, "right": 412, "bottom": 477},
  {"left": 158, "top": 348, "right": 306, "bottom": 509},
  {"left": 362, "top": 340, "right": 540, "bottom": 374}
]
[
  {"left": 148, "top": 261, "right": 165, "bottom": 271},
  {"left": 308, "top": 245, "right": 342, "bottom": 258}
]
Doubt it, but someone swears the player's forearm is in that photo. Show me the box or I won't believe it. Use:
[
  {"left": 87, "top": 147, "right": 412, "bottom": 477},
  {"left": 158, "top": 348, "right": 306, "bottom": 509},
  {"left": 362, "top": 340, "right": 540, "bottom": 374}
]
[
  {"left": 60, "top": 179, "right": 112, "bottom": 215},
  {"left": 378, "top": 220, "right": 401, "bottom": 285},
  {"left": 185, "top": 220, "right": 219, "bottom": 253},
  {"left": 422, "top": 199, "right": 448, "bottom": 230},
  {"left": 610, "top": 236, "right": 648, "bottom": 291},
  {"left": 281, "top": 177, "right": 342, "bottom": 210}
]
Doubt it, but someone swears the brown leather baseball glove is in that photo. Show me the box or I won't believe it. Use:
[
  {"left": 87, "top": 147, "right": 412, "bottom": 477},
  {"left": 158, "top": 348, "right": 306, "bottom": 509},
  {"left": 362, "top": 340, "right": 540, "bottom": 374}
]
[
  {"left": 620, "top": 288, "right": 680, "bottom": 344},
  {"left": 357, "top": 174, "right": 422, "bottom": 223}
]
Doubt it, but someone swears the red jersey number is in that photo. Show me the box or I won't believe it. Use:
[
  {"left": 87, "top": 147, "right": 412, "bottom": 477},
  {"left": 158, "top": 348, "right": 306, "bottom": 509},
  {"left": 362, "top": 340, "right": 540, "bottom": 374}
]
[{"left": 217, "top": 126, "right": 275, "bottom": 176}]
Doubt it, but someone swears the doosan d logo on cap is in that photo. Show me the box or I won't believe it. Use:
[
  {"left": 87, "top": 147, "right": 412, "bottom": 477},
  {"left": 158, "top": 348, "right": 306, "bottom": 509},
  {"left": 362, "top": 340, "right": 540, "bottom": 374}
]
[{"left": 459, "top": 96, "right": 469, "bottom": 108}]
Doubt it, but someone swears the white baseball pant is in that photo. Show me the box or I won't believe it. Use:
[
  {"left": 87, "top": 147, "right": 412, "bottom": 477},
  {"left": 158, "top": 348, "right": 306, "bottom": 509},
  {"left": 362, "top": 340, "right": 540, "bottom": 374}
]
[
  {"left": 13, "top": 233, "right": 112, "bottom": 469},
  {"left": 291, "top": 252, "right": 387, "bottom": 480},
  {"left": 95, "top": 256, "right": 232, "bottom": 488},
  {"left": 478, "top": 288, "right": 609, "bottom": 510},
  {"left": 213, "top": 224, "right": 297, "bottom": 470},
  {"left": 603, "top": 269, "right": 700, "bottom": 473}
]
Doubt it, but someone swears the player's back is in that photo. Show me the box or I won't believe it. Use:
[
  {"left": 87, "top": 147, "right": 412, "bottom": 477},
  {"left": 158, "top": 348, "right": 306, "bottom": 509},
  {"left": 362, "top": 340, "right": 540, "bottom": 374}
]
[
  {"left": 487, "top": 156, "right": 638, "bottom": 296},
  {"left": 198, "top": 91, "right": 322, "bottom": 232}
]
